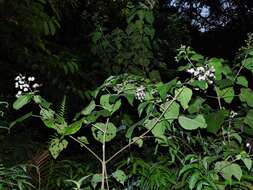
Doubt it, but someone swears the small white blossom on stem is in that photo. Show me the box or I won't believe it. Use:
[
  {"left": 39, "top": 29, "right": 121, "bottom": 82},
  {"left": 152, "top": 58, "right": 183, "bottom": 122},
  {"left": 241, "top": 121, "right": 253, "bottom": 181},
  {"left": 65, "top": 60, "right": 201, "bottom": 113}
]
[
  {"left": 14, "top": 74, "right": 41, "bottom": 98},
  {"left": 135, "top": 85, "right": 146, "bottom": 102},
  {"left": 230, "top": 110, "right": 238, "bottom": 118},
  {"left": 187, "top": 64, "right": 216, "bottom": 85}
]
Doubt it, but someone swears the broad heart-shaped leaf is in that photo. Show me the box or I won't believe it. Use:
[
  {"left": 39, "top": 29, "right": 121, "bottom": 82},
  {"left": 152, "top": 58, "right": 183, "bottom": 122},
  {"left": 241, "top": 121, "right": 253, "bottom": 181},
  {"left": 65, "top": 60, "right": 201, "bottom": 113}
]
[
  {"left": 178, "top": 115, "right": 207, "bottom": 130},
  {"left": 112, "top": 170, "right": 127, "bottom": 185},
  {"left": 91, "top": 174, "right": 102, "bottom": 189},
  {"left": 13, "top": 94, "right": 32, "bottom": 110},
  {"left": 205, "top": 110, "right": 226, "bottom": 134},
  {"left": 188, "top": 97, "right": 205, "bottom": 114},
  {"left": 160, "top": 101, "right": 180, "bottom": 123},
  {"left": 236, "top": 76, "right": 248, "bottom": 87},
  {"left": 242, "top": 157, "right": 252, "bottom": 171},
  {"left": 216, "top": 87, "right": 234, "bottom": 103},
  {"left": 144, "top": 119, "right": 169, "bottom": 143},
  {"left": 208, "top": 58, "right": 223, "bottom": 80},
  {"left": 175, "top": 87, "right": 192, "bottom": 110},
  {"left": 49, "top": 138, "right": 68, "bottom": 159},
  {"left": 92, "top": 122, "right": 117, "bottom": 143},
  {"left": 242, "top": 57, "right": 253, "bottom": 73},
  {"left": 157, "top": 82, "right": 169, "bottom": 100},
  {"left": 64, "top": 119, "right": 84, "bottom": 136},
  {"left": 215, "top": 161, "right": 242, "bottom": 181},
  {"left": 239, "top": 88, "right": 253, "bottom": 107},
  {"left": 100, "top": 94, "right": 113, "bottom": 111},
  {"left": 244, "top": 109, "right": 253, "bottom": 128},
  {"left": 81, "top": 100, "right": 96, "bottom": 115}
]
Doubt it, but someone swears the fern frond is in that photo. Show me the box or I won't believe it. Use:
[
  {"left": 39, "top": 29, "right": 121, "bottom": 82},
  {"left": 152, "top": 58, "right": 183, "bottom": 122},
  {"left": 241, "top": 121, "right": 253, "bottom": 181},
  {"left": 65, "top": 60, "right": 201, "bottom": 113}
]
[{"left": 55, "top": 95, "right": 68, "bottom": 123}]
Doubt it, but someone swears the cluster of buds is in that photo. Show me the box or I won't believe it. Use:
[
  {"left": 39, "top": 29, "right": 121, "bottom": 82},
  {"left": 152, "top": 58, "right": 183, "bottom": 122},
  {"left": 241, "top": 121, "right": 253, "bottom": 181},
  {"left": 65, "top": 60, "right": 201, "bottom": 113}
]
[
  {"left": 14, "top": 74, "right": 40, "bottom": 98},
  {"left": 187, "top": 65, "right": 215, "bottom": 84},
  {"left": 135, "top": 85, "right": 145, "bottom": 102}
]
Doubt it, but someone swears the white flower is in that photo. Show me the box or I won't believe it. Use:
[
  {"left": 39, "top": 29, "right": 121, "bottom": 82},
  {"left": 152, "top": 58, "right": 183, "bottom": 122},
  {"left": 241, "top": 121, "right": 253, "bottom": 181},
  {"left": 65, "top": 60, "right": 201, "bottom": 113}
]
[
  {"left": 135, "top": 85, "right": 146, "bottom": 102},
  {"left": 230, "top": 110, "right": 238, "bottom": 118},
  {"left": 28, "top": 76, "right": 35, "bottom": 81},
  {"left": 32, "top": 83, "right": 40, "bottom": 88},
  {"left": 187, "top": 64, "right": 216, "bottom": 85},
  {"left": 187, "top": 68, "right": 195, "bottom": 74}
]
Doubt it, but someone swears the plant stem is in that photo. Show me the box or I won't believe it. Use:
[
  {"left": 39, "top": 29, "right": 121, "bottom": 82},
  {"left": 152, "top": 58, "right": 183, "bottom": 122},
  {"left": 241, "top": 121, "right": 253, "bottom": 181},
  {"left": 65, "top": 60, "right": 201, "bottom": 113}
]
[
  {"left": 106, "top": 87, "right": 185, "bottom": 164},
  {"left": 69, "top": 136, "right": 102, "bottom": 163},
  {"left": 101, "top": 119, "right": 109, "bottom": 190}
]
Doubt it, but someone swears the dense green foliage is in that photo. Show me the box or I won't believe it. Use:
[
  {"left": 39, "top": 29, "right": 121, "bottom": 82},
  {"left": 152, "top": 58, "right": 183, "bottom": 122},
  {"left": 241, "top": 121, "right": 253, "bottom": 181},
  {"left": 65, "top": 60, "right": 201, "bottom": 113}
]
[{"left": 1, "top": 0, "right": 253, "bottom": 190}]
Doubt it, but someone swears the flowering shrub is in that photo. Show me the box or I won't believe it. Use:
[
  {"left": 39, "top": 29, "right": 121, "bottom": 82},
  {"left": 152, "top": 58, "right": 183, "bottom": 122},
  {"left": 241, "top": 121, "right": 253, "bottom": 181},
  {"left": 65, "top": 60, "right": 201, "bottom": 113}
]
[{"left": 12, "top": 36, "right": 253, "bottom": 189}]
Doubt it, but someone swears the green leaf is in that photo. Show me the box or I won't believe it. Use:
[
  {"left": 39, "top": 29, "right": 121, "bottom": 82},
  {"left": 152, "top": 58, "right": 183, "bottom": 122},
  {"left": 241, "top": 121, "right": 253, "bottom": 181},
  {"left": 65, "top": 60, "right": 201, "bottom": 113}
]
[
  {"left": 77, "top": 136, "right": 89, "bottom": 145},
  {"left": 244, "top": 110, "right": 253, "bottom": 128},
  {"left": 92, "top": 122, "right": 117, "bottom": 143},
  {"left": 239, "top": 88, "right": 253, "bottom": 107},
  {"left": 216, "top": 87, "right": 234, "bottom": 103},
  {"left": 178, "top": 115, "right": 207, "bottom": 130},
  {"left": 160, "top": 101, "right": 180, "bottom": 123},
  {"left": 189, "top": 172, "right": 200, "bottom": 190},
  {"left": 13, "top": 95, "right": 32, "bottom": 110},
  {"left": 64, "top": 119, "right": 83, "bottom": 135},
  {"left": 236, "top": 76, "right": 248, "bottom": 87},
  {"left": 100, "top": 95, "right": 113, "bottom": 111},
  {"left": 157, "top": 82, "right": 168, "bottom": 100},
  {"left": 242, "top": 57, "right": 253, "bottom": 73},
  {"left": 91, "top": 174, "right": 102, "bottom": 189},
  {"left": 125, "top": 94, "right": 135, "bottom": 106},
  {"left": 144, "top": 119, "right": 168, "bottom": 143},
  {"left": 49, "top": 138, "right": 68, "bottom": 159},
  {"left": 138, "top": 102, "right": 148, "bottom": 116},
  {"left": 81, "top": 100, "right": 96, "bottom": 115},
  {"left": 215, "top": 161, "right": 242, "bottom": 181},
  {"left": 205, "top": 110, "right": 226, "bottom": 134},
  {"left": 175, "top": 87, "right": 192, "bottom": 110},
  {"left": 112, "top": 170, "right": 127, "bottom": 185},
  {"left": 111, "top": 99, "right": 121, "bottom": 114},
  {"left": 190, "top": 80, "right": 208, "bottom": 90},
  {"left": 188, "top": 97, "right": 205, "bottom": 114},
  {"left": 241, "top": 157, "right": 252, "bottom": 171},
  {"left": 209, "top": 58, "right": 223, "bottom": 80}
]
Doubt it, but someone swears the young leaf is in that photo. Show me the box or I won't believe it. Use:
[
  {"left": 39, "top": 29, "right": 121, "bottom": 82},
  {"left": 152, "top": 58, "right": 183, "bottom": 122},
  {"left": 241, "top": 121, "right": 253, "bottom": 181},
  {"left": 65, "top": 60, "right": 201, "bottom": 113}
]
[
  {"left": 239, "top": 88, "right": 253, "bottom": 107},
  {"left": 236, "top": 76, "right": 248, "bottom": 87},
  {"left": 92, "top": 122, "right": 117, "bottom": 143},
  {"left": 13, "top": 95, "right": 32, "bottom": 110},
  {"left": 160, "top": 101, "right": 180, "bottom": 123},
  {"left": 205, "top": 110, "right": 226, "bottom": 134},
  {"left": 64, "top": 119, "right": 83, "bottom": 135},
  {"left": 175, "top": 87, "right": 192, "bottom": 110},
  {"left": 244, "top": 110, "right": 253, "bottom": 128},
  {"left": 112, "top": 170, "right": 127, "bottom": 185},
  {"left": 178, "top": 115, "right": 207, "bottom": 130},
  {"left": 81, "top": 100, "right": 96, "bottom": 115},
  {"left": 215, "top": 161, "right": 242, "bottom": 181},
  {"left": 91, "top": 174, "right": 102, "bottom": 189},
  {"left": 49, "top": 138, "right": 68, "bottom": 159},
  {"left": 216, "top": 87, "right": 234, "bottom": 104}
]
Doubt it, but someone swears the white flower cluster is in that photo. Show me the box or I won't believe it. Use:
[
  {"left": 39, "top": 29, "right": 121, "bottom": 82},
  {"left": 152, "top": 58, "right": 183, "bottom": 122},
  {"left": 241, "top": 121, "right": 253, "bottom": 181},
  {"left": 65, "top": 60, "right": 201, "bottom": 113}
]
[
  {"left": 14, "top": 74, "right": 40, "bottom": 98},
  {"left": 230, "top": 110, "right": 238, "bottom": 118},
  {"left": 135, "top": 85, "right": 145, "bottom": 102},
  {"left": 187, "top": 65, "right": 215, "bottom": 84}
]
